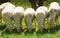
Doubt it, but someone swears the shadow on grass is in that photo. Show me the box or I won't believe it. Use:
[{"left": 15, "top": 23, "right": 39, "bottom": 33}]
[
  {"left": 24, "top": 28, "right": 35, "bottom": 35},
  {"left": 0, "top": 25, "right": 6, "bottom": 30},
  {"left": 50, "top": 25, "right": 60, "bottom": 34},
  {"left": 24, "top": 25, "right": 60, "bottom": 35},
  {"left": 2, "top": 28, "right": 24, "bottom": 34},
  {"left": 1, "top": 25, "right": 60, "bottom": 36}
]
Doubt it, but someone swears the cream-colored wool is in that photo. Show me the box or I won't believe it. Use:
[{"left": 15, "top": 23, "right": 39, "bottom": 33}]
[
  {"left": 24, "top": 8, "right": 35, "bottom": 31},
  {"left": 13, "top": 6, "right": 24, "bottom": 32},
  {"left": 2, "top": 3, "right": 15, "bottom": 32},
  {"left": 48, "top": 2, "right": 60, "bottom": 28},
  {"left": 35, "top": 6, "right": 48, "bottom": 29}
]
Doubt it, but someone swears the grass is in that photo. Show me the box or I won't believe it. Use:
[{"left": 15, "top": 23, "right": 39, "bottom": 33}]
[
  {"left": 1, "top": 14, "right": 60, "bottom": 38},
  {"left": 1, "top": 26, "right": 60, "bottom": 38},
  {"left": 0, "top": 0, "right": 60, "bottom": 38}
]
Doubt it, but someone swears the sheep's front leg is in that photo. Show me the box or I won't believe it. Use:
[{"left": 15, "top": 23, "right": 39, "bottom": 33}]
[
  {"left": 2, "top": 13, "right": 13, "bottom": 32},
  {"left": 13, "top": 13, "right": 22, "bottom": 32},
  {"left": 25, "top": 14, "right": 33, "bottom": 32},
  {"left": 36, "top": 13, "right": 45, "bottom": 31}
]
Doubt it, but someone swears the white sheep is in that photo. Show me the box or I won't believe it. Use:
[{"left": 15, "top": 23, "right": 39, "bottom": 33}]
[
  {"left": 13, "top": 6, "right": 24, "bottom": 32},
  {"left": 2, "top": 3, "right": 15, "bottom": 32},
  {"left": 24, "top": 8, "right": 35, "bottom": 31},
  {"left": 35, "top": 6, "right": 48, "bottom": 31},
  {"left": 0, "top": 2, "right": 15, "bottom": 27},
  {"left": 0, "top": 2, "right": 12, "bottom": 26},
  {"left": 48, "top": 2, "right": 60, "bottom": 28}
]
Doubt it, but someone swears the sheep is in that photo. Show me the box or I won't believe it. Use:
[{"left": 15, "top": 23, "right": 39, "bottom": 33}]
[
  {"left": 48, "top": 2, "right": 60, "bottom": 28},
  {"left": 24, "top": 8, "right": 35, "bottom": 32},
  {"left": 0, "top": 2, "right": 11, "bottom": 26},
  {"left": 0, "top": 2, "right": 15, "bottom": 26},
  {"left": 13, "top": 6, "right": 24, "bottom": 32},
  {"left": 2, "top": 3, "right": 15, "bottom": 32},
  {"left": 35, "top": 6, "right": 48, "bottom": 31}
]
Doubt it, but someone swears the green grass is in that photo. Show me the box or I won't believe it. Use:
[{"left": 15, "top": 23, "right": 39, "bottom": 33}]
[
  {"left": 1, "top": 14, "right": 60, "bottom": 38},
  {"left": 0, "top": 0, "right": 60, "bottom": 38},
  {"left": 1, "top": 27, "right": 60, "bottom": 38}
]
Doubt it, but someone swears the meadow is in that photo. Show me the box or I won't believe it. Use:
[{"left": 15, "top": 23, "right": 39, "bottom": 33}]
[{"left": 0, "top": 0, "right": 60, "bottom": 38}]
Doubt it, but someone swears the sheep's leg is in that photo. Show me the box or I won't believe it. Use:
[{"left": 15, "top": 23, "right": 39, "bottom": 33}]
[
  {"left": 2, "top": 13, "right": 13, "bottom": 32},
  {"left": 25, "top": 14, "right": 33, "bottom": 32},
  {"left": 36, "top": 13, "right": 45, "bottom": 32},
  {"left": 13, "top": 13, "right": 22, "bottom": 32}
]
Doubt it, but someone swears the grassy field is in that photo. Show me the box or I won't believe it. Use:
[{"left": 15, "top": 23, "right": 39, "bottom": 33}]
[
  {"left": 1, "top": 24, "right": 60, "bottom": 38},
  {"left": 1, "top": 17, "right": 60, "bottom": 38},
  {"left": 0, "top": 0, "right": 60, "bottom": 38}
]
